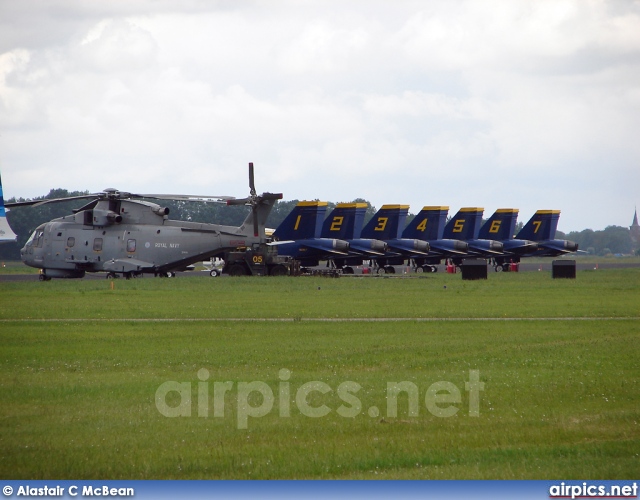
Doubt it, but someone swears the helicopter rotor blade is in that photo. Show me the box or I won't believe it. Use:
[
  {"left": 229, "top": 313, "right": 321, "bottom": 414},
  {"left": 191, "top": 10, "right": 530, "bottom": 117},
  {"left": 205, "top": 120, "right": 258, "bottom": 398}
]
[
  {"left": 226, "top": 197, "right": 250, "bottom": 206},
  {"left": 137, "top": 194, "right": 236, "bottom": 203},
  {"left": 249, "top": 162, "right": 256, "bottom": 197},
  {"left": 6, "top": 194, "right": 102, "bottom": 208},
  {"left": 72, "top": 199, "right": 100, "bottom": 213}
]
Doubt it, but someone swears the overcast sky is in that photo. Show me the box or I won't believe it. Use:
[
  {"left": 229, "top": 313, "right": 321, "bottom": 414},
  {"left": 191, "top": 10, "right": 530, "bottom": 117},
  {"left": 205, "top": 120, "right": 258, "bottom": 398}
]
[{"left": 1, "top": 0, "right": 639, "bottom": 232}]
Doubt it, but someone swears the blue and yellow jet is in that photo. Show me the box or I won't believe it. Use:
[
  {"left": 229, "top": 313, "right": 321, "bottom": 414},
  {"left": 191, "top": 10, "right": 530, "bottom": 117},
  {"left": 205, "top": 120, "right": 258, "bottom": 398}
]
[
  {"left": 271, "top": 201, "right": 350, "bottom": 267},
  {"left": 516, "top": 210, "right": 578, "bottom": 257},
  {"left": 442, "top": 207, "right": 504, "bottom": 264},
  {"left": 320, "top": 203, "right": 388, "bottom": 273},
  {"left": 402, "top": 206, "right": 469, "bottom": 272},
  {"left": 477, "top": 209, "right": 538, "bottom": 271},
  {"left": 359, "top": 205, "right": 430, "bottom": 274}
]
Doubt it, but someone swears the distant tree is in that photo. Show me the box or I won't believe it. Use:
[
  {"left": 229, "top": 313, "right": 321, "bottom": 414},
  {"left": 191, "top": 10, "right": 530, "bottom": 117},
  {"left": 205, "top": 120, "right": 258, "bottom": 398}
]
[
  {"left": 565, "top": 227, "right": 632, "bottom": 255},
  {"left": 1, "top": 189, "right": 90, "bottom": 260}
]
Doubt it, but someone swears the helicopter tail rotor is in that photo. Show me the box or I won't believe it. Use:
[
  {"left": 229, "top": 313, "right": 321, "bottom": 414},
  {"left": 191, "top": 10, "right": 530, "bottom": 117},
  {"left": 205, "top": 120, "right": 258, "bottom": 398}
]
[{"left": 226, "top": 163, "right": 283, "bottom": 237}]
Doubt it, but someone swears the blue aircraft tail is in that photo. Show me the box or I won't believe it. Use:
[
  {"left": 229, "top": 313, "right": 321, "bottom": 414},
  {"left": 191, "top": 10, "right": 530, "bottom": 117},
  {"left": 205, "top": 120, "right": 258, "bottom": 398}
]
[
  {"left": 403, "top": 206, "right": 448, "bottom": 240},
  {"left": 360, "top": 205, "right": 409, "bottom": 240},
  {"left": 516, "top": 210, "right": 560, "bottom": 241},
  {"left": 0, "top": 173, "right": 18, "bottom": 242},
  {"left": 321, "top": 202, "right": 367, "bottom": 239},
  {"left": 478, "top": 209, "right": 519, "bottom": 240},
  {"left": 442, "top": 207, "right": 484, "bottom": 240},
  {"left": 273, "top": 201, "right": 328, "bottom": 240},
  {"left": 516, "top": 210, "right": 578, "bottom": 255}
]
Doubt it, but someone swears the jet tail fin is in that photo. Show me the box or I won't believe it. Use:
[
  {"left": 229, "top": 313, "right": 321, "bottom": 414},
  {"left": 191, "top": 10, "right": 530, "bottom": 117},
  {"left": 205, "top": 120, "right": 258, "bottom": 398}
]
[
  {"left": 0, "top": 173, "right": 18, "bottom": 242},
  {"left": 478, "top": 209, "right": 519, "bottom": 240},
  {"left": 321, "top": 203, "right": 367, "bottom": 239},
  {"left": 517, "top": 210, "right": 560, "bottom": 241},
  {"left": 403, "top": 206, "right": 449, "bottom": 240},
  {"left": 443, "top": 207, "right": 484, "bottom": 240},
  {"left": 361, "top": 205, "right": 409, "bottom": 240},
  {"left": 273, "top": 201, "right": 328, "bottom": 240}
]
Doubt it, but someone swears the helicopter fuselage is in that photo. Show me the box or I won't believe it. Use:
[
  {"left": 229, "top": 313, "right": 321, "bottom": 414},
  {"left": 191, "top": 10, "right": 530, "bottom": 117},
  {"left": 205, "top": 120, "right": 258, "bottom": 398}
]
[{"left": 21, "top": 199, "right": 256, "bottom": 279}]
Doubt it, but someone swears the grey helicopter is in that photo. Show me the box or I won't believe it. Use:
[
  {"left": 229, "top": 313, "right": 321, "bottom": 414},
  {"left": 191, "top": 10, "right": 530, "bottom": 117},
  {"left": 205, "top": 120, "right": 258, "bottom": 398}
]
[{"left": 7, "top": 163, "right": 282, "bottom": 280}]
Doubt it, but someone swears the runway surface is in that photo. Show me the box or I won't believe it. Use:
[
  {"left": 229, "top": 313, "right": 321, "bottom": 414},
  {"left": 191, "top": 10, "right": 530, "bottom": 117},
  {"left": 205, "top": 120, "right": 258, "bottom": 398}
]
[{"left": 1, "top": 261, "right": 638, "bottom": 282}]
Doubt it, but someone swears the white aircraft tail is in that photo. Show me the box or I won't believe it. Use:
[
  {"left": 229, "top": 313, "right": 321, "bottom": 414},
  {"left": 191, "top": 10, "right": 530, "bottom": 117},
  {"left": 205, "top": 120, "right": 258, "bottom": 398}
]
[{"left": 0, "top": 173, "right": 18, "bottom": 242}]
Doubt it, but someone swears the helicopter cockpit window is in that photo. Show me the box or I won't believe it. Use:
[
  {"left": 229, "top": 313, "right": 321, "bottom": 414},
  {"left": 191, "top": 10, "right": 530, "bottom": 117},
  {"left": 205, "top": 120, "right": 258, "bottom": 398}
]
[
  {"left": 127, "top": 239, "right": 136, "bottom": 252},
  {"left": 93, "top": 238, "right": 103, "bottom": 252},
  {"left": 34, "top": 230, "right": 45, "bottom": 248},
  {"left": 26, "top": 230, "right": 37, "bottom": 246},
  {"left": 67, "top": 237, "right": 75, "bottom": 248}
]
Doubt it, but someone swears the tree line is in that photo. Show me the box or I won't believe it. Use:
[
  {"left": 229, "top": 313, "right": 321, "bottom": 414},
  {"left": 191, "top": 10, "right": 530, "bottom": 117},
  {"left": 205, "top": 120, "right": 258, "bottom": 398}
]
[
  {"left": 0, "top": 190, "right": 379, "bottom": 260},
  {"left": 1, "top": 189, "right": 637, "bottom": 259}
]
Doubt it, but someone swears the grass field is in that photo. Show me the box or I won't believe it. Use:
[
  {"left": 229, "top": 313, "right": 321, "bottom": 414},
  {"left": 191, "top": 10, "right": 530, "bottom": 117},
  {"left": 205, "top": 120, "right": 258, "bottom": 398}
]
[{"left": 0, "top": 269, "right": 638, "bottom": 479}]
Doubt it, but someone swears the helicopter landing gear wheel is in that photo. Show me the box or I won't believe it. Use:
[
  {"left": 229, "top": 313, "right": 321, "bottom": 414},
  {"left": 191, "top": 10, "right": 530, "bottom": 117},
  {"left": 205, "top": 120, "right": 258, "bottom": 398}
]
[
  {"left": 39, "top": 274, "right": 51, "bottom": 282},
  {"left": 106, "top": 272, "right": 117, "bottom": 279},
  {"left": 209, "top": 269, "right": 220, "bottom": 277}
]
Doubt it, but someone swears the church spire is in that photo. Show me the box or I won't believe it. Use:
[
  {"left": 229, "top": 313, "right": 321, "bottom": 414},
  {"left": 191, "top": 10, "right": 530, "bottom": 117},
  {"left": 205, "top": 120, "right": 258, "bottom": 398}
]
[{"left": 631, "top": 207, "right": 640, "bottom": 248}]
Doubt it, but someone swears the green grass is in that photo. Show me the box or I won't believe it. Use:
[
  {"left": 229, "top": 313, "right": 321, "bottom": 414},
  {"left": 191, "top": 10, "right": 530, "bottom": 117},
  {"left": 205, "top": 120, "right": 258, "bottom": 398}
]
[
  {"left": 0, "top": 269, "right": 638, "bottom": 479},
  {"left": 0, "top": 268, "right": 639, "bottom": 319},
  {"left": 0, "top": 260, "right": 39, "bottom": 275}
]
